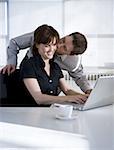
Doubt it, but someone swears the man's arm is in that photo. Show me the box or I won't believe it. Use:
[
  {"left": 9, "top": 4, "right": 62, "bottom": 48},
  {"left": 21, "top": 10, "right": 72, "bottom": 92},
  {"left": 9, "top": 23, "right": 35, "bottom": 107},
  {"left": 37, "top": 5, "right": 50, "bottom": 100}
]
[
  {"left": 68, "top": 64, "right": 92, "bottom": 94},
  {"left": 7, "top": 32, "right": 34, "bottom": 65},
  {"left": 55, "top": 55, "right": 92, "bottom": 94},
  {"left": 0, "top": 32, "right": 34, "bottom": 75}
]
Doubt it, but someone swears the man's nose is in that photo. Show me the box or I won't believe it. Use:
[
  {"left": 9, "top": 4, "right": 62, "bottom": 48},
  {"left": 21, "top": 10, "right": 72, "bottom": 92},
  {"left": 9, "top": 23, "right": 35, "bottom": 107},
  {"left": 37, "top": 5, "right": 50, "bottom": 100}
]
[
  {"left": 58, "top": 43, "right": 64, "bottom": 49},
  {"left": 58, "top": 43, "right": 64, "bottom": 47}
]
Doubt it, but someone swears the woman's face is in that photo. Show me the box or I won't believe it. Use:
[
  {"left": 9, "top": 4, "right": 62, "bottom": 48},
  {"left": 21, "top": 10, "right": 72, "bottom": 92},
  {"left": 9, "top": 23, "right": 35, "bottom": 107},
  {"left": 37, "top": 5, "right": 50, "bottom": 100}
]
[{"left": 36, "top": 37, "right": 57, "bottom": 60}]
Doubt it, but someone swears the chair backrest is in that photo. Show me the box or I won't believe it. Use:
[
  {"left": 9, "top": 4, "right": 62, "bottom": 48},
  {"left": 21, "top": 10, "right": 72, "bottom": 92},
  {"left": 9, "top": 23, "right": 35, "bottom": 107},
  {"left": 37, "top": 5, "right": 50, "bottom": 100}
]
[
  {"left": 0, "top": 72, "right": 7, "bottom": 100},
  {"left": 0, "top": 69, "right": 38, "bottom": 107}
]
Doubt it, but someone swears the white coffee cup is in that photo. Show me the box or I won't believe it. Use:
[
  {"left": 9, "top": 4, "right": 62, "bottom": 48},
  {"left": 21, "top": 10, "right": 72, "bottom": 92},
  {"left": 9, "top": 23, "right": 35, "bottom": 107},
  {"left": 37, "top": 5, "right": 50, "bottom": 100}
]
[{"left": 52, "top": 103, "right": 73, "bottom": 118}]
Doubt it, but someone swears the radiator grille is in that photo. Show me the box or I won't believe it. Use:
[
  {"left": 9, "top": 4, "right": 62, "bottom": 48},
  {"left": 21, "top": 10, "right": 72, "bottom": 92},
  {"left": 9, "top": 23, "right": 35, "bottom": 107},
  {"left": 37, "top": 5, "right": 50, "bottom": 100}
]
[
  {"left": 86, "top": 73, "right": 114, "bottom": 80},
  {"left": 63, "top": 70, "right": 114, "bottom": 81}
]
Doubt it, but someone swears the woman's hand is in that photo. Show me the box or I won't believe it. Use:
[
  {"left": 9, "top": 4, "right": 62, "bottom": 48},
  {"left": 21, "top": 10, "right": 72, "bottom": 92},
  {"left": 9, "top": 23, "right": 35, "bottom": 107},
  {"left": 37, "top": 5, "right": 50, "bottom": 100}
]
[{"left": 67, "top": 93, "right": 89, "bottom": 104}]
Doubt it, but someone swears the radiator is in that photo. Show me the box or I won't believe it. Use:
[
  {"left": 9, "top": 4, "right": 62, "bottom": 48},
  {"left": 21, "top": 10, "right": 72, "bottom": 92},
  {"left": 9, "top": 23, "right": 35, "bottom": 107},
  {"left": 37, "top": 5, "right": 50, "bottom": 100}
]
[
  {"left": 63, "top": 70, "right": 114, "bottom": 81},
  {"left": 86, "top": 73, "right": 114, "bottom": 80}
]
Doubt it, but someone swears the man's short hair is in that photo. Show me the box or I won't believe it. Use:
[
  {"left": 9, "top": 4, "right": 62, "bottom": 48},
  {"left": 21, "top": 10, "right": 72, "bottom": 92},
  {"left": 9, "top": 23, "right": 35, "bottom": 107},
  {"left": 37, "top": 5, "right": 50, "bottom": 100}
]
[{"left": 69, "top": 32, "right": 87, "bottom": 55}]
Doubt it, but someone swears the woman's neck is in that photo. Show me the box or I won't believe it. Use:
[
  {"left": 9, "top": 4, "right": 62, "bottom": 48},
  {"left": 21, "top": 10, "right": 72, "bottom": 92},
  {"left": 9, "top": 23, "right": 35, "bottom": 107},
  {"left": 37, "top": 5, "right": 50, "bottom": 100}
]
[
  {"left": 42, "top": 58, "right": 50, "bottom": 76},
  {"left": 43, "top": 58, "right": 49, "bottom": 64}
]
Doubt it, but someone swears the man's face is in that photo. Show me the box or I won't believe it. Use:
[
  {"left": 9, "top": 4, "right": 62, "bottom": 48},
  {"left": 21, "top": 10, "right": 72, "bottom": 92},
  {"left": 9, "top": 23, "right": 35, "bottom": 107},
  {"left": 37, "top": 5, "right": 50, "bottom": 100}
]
[{"left": 57, "top": 36, "right": 74, "bottom": 55}]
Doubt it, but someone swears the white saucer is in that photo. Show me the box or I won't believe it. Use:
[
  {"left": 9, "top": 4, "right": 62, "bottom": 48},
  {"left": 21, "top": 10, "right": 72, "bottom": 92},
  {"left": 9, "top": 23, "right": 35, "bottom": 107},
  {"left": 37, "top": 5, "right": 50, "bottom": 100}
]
[{"left": 55, "top": 114, "right": 78, "bottom": 120}]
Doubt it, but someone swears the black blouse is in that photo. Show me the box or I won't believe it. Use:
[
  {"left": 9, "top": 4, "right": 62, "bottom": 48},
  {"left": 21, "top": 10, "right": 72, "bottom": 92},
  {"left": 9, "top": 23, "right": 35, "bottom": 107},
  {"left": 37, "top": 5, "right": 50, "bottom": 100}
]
[{"left": 20, "top": 54, "right": 64, "bottom": 96}]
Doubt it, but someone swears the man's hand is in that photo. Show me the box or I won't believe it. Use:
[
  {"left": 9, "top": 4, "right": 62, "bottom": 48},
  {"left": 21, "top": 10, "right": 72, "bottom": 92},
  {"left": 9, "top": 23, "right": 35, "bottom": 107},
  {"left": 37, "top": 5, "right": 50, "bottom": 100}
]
[
  {"left": 85, "top": 89, "right": 92, "bottom": 94},
  {"left": 0, "top": 64, "right": 16, "bottom": 75}
]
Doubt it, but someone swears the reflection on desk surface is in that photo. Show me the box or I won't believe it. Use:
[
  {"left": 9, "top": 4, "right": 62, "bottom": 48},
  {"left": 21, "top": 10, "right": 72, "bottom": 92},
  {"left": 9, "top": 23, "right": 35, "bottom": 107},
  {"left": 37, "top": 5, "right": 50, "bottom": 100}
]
[
  {"left": 0, "top": 105, "right": 113, "bottom": 150},
  {"left": 0, "top": 122, "right": 89, "bottom": 149}
]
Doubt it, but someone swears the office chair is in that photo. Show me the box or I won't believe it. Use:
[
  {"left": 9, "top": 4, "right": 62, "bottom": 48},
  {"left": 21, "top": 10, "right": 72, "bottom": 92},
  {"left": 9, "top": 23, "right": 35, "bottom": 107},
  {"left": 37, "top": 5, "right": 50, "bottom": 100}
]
[{"left": 0, "top": 69, "right": 38, "bottom": 106}]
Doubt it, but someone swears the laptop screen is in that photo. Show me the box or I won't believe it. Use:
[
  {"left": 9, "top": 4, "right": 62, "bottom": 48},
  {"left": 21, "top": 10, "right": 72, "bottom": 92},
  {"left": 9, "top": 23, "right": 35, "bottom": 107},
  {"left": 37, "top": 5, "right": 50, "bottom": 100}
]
[{"left": 83, "top": 76, "right": 114, "bottom": 110}]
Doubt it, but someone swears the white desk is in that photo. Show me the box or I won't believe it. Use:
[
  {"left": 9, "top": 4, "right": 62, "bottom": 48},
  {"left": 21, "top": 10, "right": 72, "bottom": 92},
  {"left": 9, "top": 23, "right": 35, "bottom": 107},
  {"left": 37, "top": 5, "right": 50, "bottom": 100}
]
[{"left": 0, "top": 105, "right": 114, "bottom": 150}]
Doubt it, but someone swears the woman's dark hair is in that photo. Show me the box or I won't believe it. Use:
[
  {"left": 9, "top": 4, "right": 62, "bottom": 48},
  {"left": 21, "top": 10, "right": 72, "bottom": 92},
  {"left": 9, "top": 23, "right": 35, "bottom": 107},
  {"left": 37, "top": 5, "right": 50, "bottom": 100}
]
[
  {"left": 32, "top": 24, "right": 60, "bottom": 55},
  {"left": 69, "top": 32, "right": 87, "bottom": 55}
]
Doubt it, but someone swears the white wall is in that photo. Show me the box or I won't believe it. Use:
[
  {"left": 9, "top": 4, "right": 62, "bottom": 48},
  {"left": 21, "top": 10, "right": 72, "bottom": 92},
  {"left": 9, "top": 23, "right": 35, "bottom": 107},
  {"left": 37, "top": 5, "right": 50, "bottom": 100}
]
[
  {"left": 8, "top": 0, "right": 63, "bottom": 65},
  {"left": 64, "top": 0, "right": 114, "bottom": 67},
  {"left": 0, "top": 1, "right": 8, "bottom": 66},
  {"left": 0, "top": 0, "right": 114, "bottom": 67}
]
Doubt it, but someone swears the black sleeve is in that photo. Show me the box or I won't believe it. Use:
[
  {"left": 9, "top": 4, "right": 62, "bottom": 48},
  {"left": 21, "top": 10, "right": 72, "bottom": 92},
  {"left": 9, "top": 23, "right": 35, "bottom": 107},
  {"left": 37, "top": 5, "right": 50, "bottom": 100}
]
[{"left": 20, "top": 59, "right": 37, "bottom": 79}]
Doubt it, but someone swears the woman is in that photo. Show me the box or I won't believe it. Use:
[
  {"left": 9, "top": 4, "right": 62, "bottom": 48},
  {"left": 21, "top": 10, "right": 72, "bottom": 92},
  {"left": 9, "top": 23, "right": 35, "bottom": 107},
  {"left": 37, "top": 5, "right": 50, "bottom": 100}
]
[{"left": 20, "top": 24, "right": 88, "bottom": 106}]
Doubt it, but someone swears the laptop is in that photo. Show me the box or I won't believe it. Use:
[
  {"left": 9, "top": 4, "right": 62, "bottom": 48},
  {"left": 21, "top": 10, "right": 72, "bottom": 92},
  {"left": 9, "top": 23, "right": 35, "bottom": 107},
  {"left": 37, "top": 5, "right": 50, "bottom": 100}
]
[{"left": 72, "top": 76, "right": 114, "bottom": 110}]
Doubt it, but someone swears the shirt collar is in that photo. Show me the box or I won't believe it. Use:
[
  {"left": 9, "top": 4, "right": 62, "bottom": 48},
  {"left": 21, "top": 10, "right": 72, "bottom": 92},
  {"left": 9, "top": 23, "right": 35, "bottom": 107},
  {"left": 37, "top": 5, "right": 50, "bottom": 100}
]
[
  {"left": 34, "top": 53, "right": 45, "bottom": 68},
  {"left": 56, "top": 54, "right": 67, "bottom": 61},
  {"left": 34, "top": 53, "right": 54, "bottom": 68}
]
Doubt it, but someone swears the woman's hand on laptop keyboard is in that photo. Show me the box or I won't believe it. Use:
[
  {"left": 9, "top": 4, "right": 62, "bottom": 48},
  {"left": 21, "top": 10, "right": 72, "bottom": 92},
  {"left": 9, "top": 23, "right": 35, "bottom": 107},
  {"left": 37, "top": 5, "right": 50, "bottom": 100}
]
[
  {"left": 74, "top": 94, "right": 88, "bottom": 104},
  {"left": 64, "top": 89, "right": 89, "bottom": 104},
  {"left": 67, "top": 94, "right": 89, "bottom": 104}
]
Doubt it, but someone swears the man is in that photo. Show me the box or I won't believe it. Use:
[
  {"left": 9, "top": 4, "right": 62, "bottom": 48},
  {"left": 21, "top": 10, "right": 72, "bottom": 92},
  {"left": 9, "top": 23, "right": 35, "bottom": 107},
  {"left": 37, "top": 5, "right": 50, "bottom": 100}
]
[{"left": 0, "top": 31, "right": 92, "bottom": 94}]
